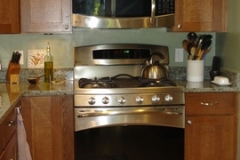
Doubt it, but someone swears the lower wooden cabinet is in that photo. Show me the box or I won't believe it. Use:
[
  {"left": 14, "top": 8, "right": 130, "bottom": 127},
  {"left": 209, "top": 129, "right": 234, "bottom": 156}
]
[
  {"left": 185, "top": 92, "right": 238, "bottom": 160},
  {"left": 0, "top": 107, "right": 18, "bottom": 160},
  {"left": 0, "top": 132, "right": 17, "bottom": 160},
  {"left": 21, "top": 95, "right": 74, "bottom": 160}
]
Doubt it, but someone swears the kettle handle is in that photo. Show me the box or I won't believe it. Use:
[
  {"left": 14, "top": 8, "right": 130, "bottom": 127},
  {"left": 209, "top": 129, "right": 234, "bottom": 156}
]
[{"left": 150, "top": 52, "right": 165, "bottom": 64}]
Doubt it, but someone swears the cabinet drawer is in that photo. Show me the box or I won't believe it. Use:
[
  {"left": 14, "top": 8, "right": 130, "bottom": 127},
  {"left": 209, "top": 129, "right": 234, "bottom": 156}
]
[
  {"left": 2, "top": 108, "right": 17, "bottom": 149},
  {"left": 185, "top": 92, "right": 236, "bottom": 115}
]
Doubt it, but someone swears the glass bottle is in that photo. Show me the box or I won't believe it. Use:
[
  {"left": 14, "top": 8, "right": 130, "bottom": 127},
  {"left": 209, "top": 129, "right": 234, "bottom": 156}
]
[{"left": 44, "top": 42, "right": 53, "bottom": 82}]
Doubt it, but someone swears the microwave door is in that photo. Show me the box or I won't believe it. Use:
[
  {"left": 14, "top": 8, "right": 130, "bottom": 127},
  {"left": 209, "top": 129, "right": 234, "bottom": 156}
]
[{"left": 72, "top": 0, "right": 175, "bottom": 29}]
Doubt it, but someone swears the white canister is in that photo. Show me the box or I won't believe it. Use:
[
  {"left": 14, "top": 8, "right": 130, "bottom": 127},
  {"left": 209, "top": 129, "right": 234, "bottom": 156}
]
[{"left": 187, "top": 60, "right": 204, "bottom": 82}]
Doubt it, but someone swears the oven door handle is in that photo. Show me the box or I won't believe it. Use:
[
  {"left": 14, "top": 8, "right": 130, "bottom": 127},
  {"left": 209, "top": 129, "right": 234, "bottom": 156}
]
[{"left": 77, "top": 109, "right": 183, "bottom": 118}]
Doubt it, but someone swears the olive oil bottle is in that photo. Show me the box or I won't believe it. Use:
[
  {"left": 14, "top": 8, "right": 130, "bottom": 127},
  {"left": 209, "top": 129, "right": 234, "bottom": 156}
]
[{"left": 44, "top": 42, "right": 53, "bottom": 82}]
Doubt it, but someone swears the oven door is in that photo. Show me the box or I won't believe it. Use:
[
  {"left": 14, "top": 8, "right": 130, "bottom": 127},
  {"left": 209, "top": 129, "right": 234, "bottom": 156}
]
[
  {"left": 75, "top": 106, "right": 185, "bottom": 131},
  {"left": 75, "top": 106, "right": 185, "bottom": 160}
]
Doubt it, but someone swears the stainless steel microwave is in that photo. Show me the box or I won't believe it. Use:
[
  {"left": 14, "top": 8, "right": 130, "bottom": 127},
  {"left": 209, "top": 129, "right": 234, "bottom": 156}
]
[{"left": 72, "top": 0, "right": 175, "bottom": 29}]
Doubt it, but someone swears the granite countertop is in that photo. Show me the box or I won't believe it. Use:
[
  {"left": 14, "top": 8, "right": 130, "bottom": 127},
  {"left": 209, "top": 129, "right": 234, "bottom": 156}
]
[
  {"left": 0, "top": 80, "right": 239, "bottom": 124},
  {"left": 0, "top": 80, "right": 73, "bottom": 124},
  {"left": 178, "top": 80, "right": 239, "bottom": 92}
]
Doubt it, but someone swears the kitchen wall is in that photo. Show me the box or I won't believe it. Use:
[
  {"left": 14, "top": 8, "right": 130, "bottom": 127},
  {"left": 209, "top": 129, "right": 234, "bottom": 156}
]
[
  {"left": 0, "top": 29, "right": 216, "bottom": 69},
  {"left": 216, "top": 0, "right": 240, "bottom": 72}
]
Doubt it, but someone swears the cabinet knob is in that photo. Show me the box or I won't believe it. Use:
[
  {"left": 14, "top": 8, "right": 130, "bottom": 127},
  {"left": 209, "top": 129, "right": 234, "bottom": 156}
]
[
  {"left": 8, "top": 120, "right": 15, "bottom": 126},
  {"left": 65, "top": 24, "right": 69, "bottom": 29},
  {"left": 177, "top": 24, "right": 182, "bottom": 29},
  {"left": 187, "top": 120, "right": 192, "bottom": 124}
]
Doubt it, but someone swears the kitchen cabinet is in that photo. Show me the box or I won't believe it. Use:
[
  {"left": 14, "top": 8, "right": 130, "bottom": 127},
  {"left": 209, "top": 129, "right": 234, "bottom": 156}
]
[
  {"left": 173, "top": 0, "right": 227, "bottom": 32},
  {"left": 0, "top": 106, "right": 18, "bottom": 160},
  {"left": 0, "top": 0, "right": 20, "bottom": 34},
  {"left": 185, "top": 92, "right": 237, "bottom": 160},
  {"left": 21, "top": 0, "right": 72, "bottom": 33},
  {"left": 21, "top": 95, "right": 74, "bottom": 160}
]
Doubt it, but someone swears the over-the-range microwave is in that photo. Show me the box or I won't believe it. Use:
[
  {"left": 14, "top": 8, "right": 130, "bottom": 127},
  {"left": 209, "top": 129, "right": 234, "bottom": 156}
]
[{"left": 72, "top": 0, "right": 175, "bottom": 29}]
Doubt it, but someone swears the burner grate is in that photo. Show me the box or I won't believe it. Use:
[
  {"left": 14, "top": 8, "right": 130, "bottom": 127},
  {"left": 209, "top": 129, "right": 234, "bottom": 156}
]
[
  {"left": 139, "top": 78, "right": 177, "bottom": 87},
  {"left": 78, "top": 75, "right": 177, "bottom": 89}
]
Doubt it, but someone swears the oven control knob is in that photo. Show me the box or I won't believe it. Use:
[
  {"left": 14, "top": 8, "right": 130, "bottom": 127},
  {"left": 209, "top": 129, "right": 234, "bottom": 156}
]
[
  {"left": 136, "top": 96, "right": 144, "bottom": 104},
  {"left": 151, "top": 95, "right": 160, "bottom": 104},
  {"left": 102, "top": 96, "right": 110, "bottom": 104},
  {"left": 165, "top": 94, "right": 173, "bottom": 102},
  {"left": 118, "top": 96, "right": 126, "bottom": 104},
  {"left": 88, "top": 97, "right": 96, "bottom": 105}
]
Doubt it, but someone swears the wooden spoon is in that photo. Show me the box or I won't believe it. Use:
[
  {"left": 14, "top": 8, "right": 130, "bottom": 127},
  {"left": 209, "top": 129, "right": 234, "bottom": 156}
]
[{"left": 182, "top": 40, "right": 189, "bottom": 52}]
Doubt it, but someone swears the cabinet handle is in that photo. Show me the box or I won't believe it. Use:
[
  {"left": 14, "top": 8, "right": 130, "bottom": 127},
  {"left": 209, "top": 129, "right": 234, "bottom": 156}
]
[
  {"left": 8, "top": 120, "right": 15, "bottom": 126},
  {"left": 200, "top": 102, "right": 218, "bottom": 106},
  {"left": 65, "top": 24, "right": 69, "bottom": 29},
  {"left": 150, "top": 0, "right": 156, "bottom": 24},
  {"left": 187, "top": 120, "right": 192, "bottom": 124},
  {"left": 177, "top": 24, "right": 182, "bottom": 29}
]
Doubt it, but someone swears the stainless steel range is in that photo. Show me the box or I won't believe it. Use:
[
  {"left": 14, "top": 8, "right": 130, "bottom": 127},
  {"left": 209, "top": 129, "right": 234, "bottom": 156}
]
[{"left": 74, "top": 44, "right": 185, "bottom": 160}]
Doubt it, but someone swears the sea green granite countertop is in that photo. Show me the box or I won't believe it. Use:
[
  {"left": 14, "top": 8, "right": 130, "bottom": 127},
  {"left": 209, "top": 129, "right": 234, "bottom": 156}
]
[{"left": 0, "top": 80, "right": 239, "bottom": 124}]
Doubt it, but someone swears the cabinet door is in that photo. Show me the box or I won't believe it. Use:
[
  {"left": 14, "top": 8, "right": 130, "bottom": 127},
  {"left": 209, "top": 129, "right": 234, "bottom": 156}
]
[
  {"left": 0, "top": 132, "right": 17, "bottom": 160},
  {"left": 0, "top": 0, "right": 20, "bottom": 34},
  {"left": 21, "top": 95, "right": 74, "bottom": 160},
  {"left": 185, "top": 116, "right": 237, "bottom": 160},
  {"left": 173, "top": 0, "right": 227, "bottom": 32},
  {"left": 21, "top": 0, "right": 72, "bottom": 33}
]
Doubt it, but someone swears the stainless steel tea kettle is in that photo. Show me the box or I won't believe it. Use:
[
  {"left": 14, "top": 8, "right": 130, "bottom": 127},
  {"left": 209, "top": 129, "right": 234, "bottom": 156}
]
[{"left": 141, "top": 54, "right": 168, "bottom": 79}]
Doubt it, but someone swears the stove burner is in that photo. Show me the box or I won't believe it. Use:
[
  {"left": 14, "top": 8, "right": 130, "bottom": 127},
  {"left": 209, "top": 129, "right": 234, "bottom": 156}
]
[
  {"left": 139, "top": 78, "right": 177, "bottom": 87},
  {"left": 78, "top": 78, "right": 118, "bottom": 88}
]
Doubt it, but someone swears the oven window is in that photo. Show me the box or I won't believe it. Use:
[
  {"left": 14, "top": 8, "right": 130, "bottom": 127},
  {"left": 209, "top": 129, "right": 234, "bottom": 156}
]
[{"left": 75, "top": 125, "right": 184, "bottom": 160}]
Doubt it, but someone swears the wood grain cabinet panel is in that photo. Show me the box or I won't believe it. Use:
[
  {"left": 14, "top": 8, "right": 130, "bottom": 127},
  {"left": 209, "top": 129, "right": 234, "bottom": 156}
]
[
  {"left": 0, "top": 107, "right": 18, "bottom": 160},
  {"left": 173, "top": 0, "right": 227, "bottom": 32},
  {"left": 185, "top": 92, "right": 238, "bottom": 160},
  {"left": 21, "top": 95, "right": 74, "bottom": 160},
  {"left": 0, "top": 0, "right": 20, "bottom": 34},
  {"left": 0, "top": 132, "right": 17, "bottom": 160}
]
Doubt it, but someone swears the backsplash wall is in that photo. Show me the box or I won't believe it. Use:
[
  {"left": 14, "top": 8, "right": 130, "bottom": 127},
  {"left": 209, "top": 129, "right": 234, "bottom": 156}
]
[{"left": 0, "top": 29, "right": 216, "bottom": 69}]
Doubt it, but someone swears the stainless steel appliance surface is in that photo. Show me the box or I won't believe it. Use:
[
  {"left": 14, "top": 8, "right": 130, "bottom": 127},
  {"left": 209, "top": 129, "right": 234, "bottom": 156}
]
[
  {"left": 74, "top": 43, "right": 185, "bottom": 131},
  {"left": 74, "top": 44, "right": 185, "bottom": 160},
  {"left": 72, "top": 0, "right": 175, "bottom": 28}
]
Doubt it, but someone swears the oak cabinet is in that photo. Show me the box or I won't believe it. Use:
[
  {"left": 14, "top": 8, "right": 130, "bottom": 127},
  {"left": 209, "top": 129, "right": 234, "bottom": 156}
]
[
  {"left": 173, "top": 0, "right": 227, "bottom": 32},
  {"left": 21, "top": 0, "right": 72, "bottom": 33},
  {"left": 21, "top": 95, "right": 74, "bottom": 160},
  {"left": 0, "top": 0, "right": 20, "bottom": 34},
  {"left": 0, "top": 107, "right": 17, "bottom": 160},
  {"left": 185, "top": 92, "right": 237, "bottom": 160}
]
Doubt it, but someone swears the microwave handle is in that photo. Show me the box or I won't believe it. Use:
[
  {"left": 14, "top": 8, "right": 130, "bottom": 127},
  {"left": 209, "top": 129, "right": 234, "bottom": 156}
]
[{"left": 150, "top": 0, "right": 156, "bottom": 24}]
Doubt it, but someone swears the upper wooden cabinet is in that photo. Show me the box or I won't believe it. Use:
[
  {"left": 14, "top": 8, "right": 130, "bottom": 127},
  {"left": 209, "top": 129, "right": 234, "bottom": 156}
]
[
  {"left": 21, "top": 0, "right": 72, "bottom": 33},
  {"left": 0, "top": 0, "right": 20, "bottom": 34},
  {"left": 173, "top": 0, "right": 227, "bottom": 32}
]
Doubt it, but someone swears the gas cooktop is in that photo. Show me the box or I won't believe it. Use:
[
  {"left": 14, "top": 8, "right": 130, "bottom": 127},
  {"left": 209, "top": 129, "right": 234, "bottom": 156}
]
[{"left": 78, "top": 74, "right": 177, "bottom": 89}]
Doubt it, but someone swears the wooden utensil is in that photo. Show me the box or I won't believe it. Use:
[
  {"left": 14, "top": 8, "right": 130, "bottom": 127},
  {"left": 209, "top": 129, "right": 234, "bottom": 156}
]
[{"left": 182, "top": 39, "right": 189, "bottom": 52}]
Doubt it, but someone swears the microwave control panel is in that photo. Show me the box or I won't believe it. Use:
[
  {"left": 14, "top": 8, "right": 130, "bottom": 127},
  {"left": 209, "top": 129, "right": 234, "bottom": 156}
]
[{"left": 157, "top": 0, "right": 175, "bottom": 15}]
